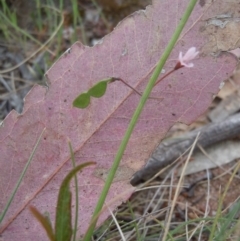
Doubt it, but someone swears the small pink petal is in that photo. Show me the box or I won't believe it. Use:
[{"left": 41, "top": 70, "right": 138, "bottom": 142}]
[{"left": 178, "top": 47, "right": 199, "bottom": 68}]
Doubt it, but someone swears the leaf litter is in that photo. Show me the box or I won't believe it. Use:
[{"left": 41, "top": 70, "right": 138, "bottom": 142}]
[{"left": 101, "top": 77, "right": 240, "bottom": 240}]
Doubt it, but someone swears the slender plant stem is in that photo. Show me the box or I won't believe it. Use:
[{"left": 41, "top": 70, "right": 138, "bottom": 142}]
[
  {"left": 83, "top": 1, "right": 198, "bottom": 240},
  {"left": 113, "top": 78, "right": 143, "bottom": 96},
  {"left": 0, "top": 128, "right": 45, "bottom": 224},
  {"left": 209, "top": 161, "right": 240, "bottom": 241},
  {"left": 114, "top": 66, "right": 180, "bottom": 99},
  {"left": 154, "top": 68, "right": 176, "bottom": 86},
  {"left": 68, "top": 141, "right": 79, "bottom": 241}
]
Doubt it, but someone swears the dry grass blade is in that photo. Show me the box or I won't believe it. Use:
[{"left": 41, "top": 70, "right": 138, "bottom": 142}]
[
  {"left": 197, "top": 169, "right": 211, "bottom": 241},
  {"left": 107, "top": 205, "right": 126, "bottom": 241},
  {"left": 162, "top": 132, "right": 200, "bottom": 241},
  {"left": 209, "top": 160, "right": 240, "bottom": 241},
  {"left": 198, "top": 144, "right": 240, "bottom": 179},
  {"left": 0, "top": 7, "right": 63, "bottom": 75}
]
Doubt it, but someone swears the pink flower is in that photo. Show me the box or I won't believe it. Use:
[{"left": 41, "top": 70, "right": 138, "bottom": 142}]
[{"left": 178, "top": 47, "right": 199, "bottom": 68}]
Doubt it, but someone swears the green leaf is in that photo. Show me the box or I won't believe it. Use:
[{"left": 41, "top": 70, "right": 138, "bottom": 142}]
[
  {"left": 29, "top": 206, "right": 56, "bottom": 241},
  {"left": 55, "top": 162, "right": 95, "bottom": 241},
  {"left": 72, "top": 92, "right": 90, "bottom": 109},
  {"left": 88, "top": 79, "right": 111, "bottom": 98},
  {"left": 73, "top": 78, "right": 113, "bottom": 108}
]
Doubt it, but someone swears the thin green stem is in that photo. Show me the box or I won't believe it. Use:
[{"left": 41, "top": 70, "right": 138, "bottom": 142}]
[
  {"left": 0, "top": 128, "right": 45, "bottom": 224},
  {"left": 71, "top": 0, "right": 87, "bottom": 45},
  {"left": 113, "top": 78, "right": 143, "bottom": 96},
  {"left": 113, "top": 67, "right": 179, "bottom": 99},
  {"left": 83, "top": 1, "right": 198, "bottom": 240},
  {"left": 0, "top": 11, "right": 45, "bottom": 50},
  {"left": 68, "top": 141, "right": 79, "bottom": 241},
  {"left": 90, "top": 0, "right": 111, "bottom": 31},
  {"left": 209, "top": 161, "right": 240, "bottom": 241}
]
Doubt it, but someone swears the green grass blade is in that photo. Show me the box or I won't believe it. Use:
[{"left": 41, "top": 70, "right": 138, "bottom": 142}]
[
  {"left": 55, "top": 162, "right": 95, "bottom": 241},
  {"left": 214, "top": 198, "right": 240, "bottom": 240},
  {"left": 90, "top": 0, "right": 110, "bottom": 31},
  {"left": 68, "top": 141, "right": 79, "bottom": 241},
  {"left": 127, "top": 201, "right": 141, "bottom": 240},
  {"left": 0, "top": 128, "right": 45, "bottom": 224},
  {"left": 29, "top": 206, "right": 56, "bottom": 241},
  {"left": 0, "top": 10, "right": 43, "bottom": 46},
  {"left": 71, "top": 0, "right": 87, "bottom": 44},
  {"left": 209, "top": 161, "right": 240, "bottom": 241},
  {"left": 83, "top": 1, "right": 198, "bottom": 240}
]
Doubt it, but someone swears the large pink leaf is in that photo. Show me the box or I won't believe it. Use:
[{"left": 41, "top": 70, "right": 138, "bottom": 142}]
[{"left": 0, "top": 0, "right": 239, "bottom": 240}]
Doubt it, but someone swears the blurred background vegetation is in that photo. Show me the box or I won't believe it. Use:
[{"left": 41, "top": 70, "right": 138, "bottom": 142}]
[{"left": 0, "top": 0, "right": 150, "bottom": 119}]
